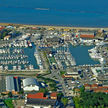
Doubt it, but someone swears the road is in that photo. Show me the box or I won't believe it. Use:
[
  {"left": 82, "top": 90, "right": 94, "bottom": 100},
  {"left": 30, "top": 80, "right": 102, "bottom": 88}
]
[{"left": 47, "top": 68, "right": 73, "bottom": 97}]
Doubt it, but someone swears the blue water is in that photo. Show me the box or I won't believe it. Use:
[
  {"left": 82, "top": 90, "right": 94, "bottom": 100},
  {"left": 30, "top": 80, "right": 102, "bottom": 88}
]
[
  {"left": 69, "top": 44, "right": 99, "bottom": 65},
  {"left": 0, "top": 0, "right": 108, "bottom": 27},
  {"left": 0, "top": 43, "right": 39, "bottom": 70},
  {"left": 23, "top": 44, "right": 39, "bottom": 69}
]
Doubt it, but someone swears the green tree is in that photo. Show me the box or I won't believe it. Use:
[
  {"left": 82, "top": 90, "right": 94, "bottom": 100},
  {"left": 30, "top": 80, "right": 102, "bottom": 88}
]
[
  {"left": 4, "top": 99, "right": 14, "bottom": 108},
  {"left": 57, "top": 93, "right": 63, "bottom": 99},
  {"left": 73, "top": 97, "right": 80, "bottom": 108},
  {"left": 79, "top": 86, "right": 85, "bottom": 93},
  {"left": 61, "top": 97, "right": 68, "bottom": 106},
  {"left": 8, "top": 92, "right": 12, "bottom": 97},
  {"left": 19, "top": 90, "right": 24, "bottom": 94},
  {"left": 39, "top": 88, "right": 48, "bottom": 94},
  {"left": 2, "top": 31, "right": 7, "bottom": 38}
]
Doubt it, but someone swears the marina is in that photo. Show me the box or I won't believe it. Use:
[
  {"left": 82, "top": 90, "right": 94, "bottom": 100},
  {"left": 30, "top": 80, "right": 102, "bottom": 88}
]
[
  {"left": 0, "top": 0, "right": 108, "bottom": 106},
  {"left": 69, "top": 44, "right": 99, "bottom": 66},
  {"left": 52, "top": 44, "right": 76, "bottom": 69},
  {"left": 50, "top": 43, "right": 100, "bottom": 69},
  {"left": 0, "top": 40, "right": 39, "bottom": 70}
]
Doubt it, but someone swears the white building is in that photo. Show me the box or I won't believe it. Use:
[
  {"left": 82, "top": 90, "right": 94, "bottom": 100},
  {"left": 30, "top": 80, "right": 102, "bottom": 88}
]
[{"left": 22, "top": 78, "right": 40, "bottom": 92}]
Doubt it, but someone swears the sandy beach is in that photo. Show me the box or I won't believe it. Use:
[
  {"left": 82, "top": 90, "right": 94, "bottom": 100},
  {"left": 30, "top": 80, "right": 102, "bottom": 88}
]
[{"left": 0, "top": 22, "right": 108, "bottom": 30}]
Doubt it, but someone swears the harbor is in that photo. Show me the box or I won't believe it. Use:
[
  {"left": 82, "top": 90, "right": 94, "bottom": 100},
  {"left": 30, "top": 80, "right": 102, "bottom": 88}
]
[
  {"left": 0, "top": 40, "right": 39, "bottom": 70},
  {"left": 53, "top": 44, "right": 76, "bottom": 69},
  {"left": 1, "top": 0, "right": 108, "bottom": 106},
  {"left": 69, "top": 44, "right": 99, "bottom": 66},
  {"left": 47, "top": 42, "right": 100, "bottom": 70}
]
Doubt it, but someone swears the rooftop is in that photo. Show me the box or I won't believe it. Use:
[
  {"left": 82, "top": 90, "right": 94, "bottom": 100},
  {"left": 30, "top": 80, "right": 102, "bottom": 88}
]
[
  {"left": 80, "top": 34, "right": 94, "bottom": 38},
  {"left": 23, "top": 78, "right": 39, "bottom": 87},
  {"left": 27, "top": 92, "right": 48, "bottom": 99},
  {"left": 6, "top": 76, "right": 21, "bottom": 92},
  {"left": 26, "top": 98, "right": 56, "bottom": 106},
  {"left": 91, "top": 84, "right": 98, "bottom": 88},
  {"left": 84, "top": 84, "right": 91, "bottom": 87},
  {"left": 50, "top": 92, "right": 57, "bottom": 97},
  {"left": 6, "top": 76, "right": 15, "bottom": 91},
  {"left": 84, "top": 84, "right": 108, "bottom": 93},
  {"left": 0, "top": 76, "right": 6, "bottom": 92}
]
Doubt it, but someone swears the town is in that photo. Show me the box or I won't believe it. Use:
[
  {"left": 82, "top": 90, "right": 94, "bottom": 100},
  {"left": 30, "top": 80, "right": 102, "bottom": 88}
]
[{"left": 0, "top": 23, "right": 108, "bottom": 108}]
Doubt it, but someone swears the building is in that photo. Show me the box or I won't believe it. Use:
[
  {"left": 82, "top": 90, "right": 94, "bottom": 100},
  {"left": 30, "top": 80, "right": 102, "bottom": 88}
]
[
  {"left": 27, "top": 92, "right": 48, "bottom": 99},
  {"left": 45, "top": 37, "right": 60, "bottom": 45},
  {"left": 73, "top": 88, "right": 80, "bottom": 96},
  {"left": 79, "top": 31, "right": 95, "bottom": 38},
  {"left": 0, "top": 76, "right": 6, "bottom": 94},
  {"left": 22, "top": 78, "right": 40, "bottom": 92},
  {"left": 62, "top": 73, "right": 79, "bottom": 79},
  {"left": 25, "top": 92, "right": 57, "bottom": 108},
  {"left": 91, "top": 84, "right": 98, "bottom": 89},
  {"left": 0, "top": 26, "right": 5, "bottom": 31},
  {"left": 6, "top": 76, "right": 21, "bottom": 95},
  {"left": 6, "top": 26, "right": 14, "bottom": 29},
  {"left": 50, "top": 92, "right": 57, "bottom": 100},
  {"left": 84, "top": 84, "right": 91, "bottom": 90},
  {"left": 84, "top": 84, "right": 108, "bottom": 93},
  {"left": 62, "top": 69, "right": 80, "bottom": 79},
  {"left": 4, "top": 35, "right": 11, "bottom": 40}
]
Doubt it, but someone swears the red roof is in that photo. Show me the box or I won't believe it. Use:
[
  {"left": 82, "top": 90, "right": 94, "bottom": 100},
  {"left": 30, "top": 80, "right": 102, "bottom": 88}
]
[
  {"left": 50, "top": 92, "right": 57, "bottom": 97},
  {"left": 84, "top": 83, "right": 108, "bottom": 93},
  {"left": 91, "top": 84, "right": 98, "bottom": 88},
  {"left": 32, "top": 27, "right": 37, "bottom": 30},
  {"left": 84, "top": 84, "right": 91, "bottom": 87},
  {"left": 0, "top": 27, "right": 4, "bottom": 31},
  {"left": 14, "top": 76, "right": 18, "bottom": 79},
  {"left": 97, "top": 86, "right": 108, "bottom": 90},
  {"left": 74, "top": 88, "right": 80, "bottom": 92},
  {"left": 62, "top": 75, "right": 65, "bottom": 78},
  {"left": 80, "top": 34, "right": 94, "bottom": 38},
  {"left": 104, "top": 90, "right": 108, "bottom": 93},
  {"left": 93, "top": 88, "right": 108, "bottom": 93},
  {"left": 27, "top": 92, "right": 48, "bottom": 99},
  {"left": 98, "top": 86, "right": 103, "bottom": 89},
  {"left": 93, "top": 89, "right": 108, "bottom": 93},
  {"left": 94, "top": 88, "right": 104, "bottom": 92},
  {"left": 76, "top": 35, "right": 78, "bottom": 37},
  {"left": 102, "top": 86, "right": 108, "bottom": 89}
]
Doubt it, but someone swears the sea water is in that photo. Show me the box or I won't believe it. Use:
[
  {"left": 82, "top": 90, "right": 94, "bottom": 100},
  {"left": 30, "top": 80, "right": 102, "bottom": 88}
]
[{"left": 0, "top": 0, "right": 108, "bottom": 27}]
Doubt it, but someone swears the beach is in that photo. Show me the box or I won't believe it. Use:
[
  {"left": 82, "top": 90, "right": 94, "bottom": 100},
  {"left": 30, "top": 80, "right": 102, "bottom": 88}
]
[{"left": 0, "top": 22, "right": 108, "bottom": 31}]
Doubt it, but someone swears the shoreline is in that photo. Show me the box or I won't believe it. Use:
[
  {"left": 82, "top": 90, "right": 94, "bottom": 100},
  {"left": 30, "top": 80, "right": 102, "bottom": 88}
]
[{"left": 0, "top": 22, "right": 108, "bottom": 30}]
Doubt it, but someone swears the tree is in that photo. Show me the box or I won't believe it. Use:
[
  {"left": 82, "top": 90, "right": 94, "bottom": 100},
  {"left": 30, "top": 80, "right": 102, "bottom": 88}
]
[
  {"left": 60, "top": 71, "right": 66, "bottom": 76},
  {"left": 57, "top": 93, "right": 63, "bottom": 99},
  {"left": 19, "top": 90, "right": 24, "bottom": 94},
  {"left": 8, "top": 92, "right": 12, "bottom": 97},
  {"left": 39, "top": 88, "right": 48, "bottom": 94},
  {"left": 2, "top": 31, "right": 7, "bottom": 38},
  {"left": 76, "top": 91, "right": 108, "bottom": 107},
  {"left": 73, "top": 97, "right": 80, "bottom": 108},
  {"left": 0, "top": 33, "right": 2, "bottom": 39},
  {"left": 61, "top": 97, "right": 68, "bottom": 106},
  {"left": 79, "top": 86, "right": 85, "bottom": 93},
  {"left": 4, "top": 99, "right": 14, "bottom": 108}
]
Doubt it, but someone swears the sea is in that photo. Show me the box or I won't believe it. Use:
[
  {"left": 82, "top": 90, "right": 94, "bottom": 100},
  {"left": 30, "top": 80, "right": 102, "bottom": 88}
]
[{"left": 0, "top": 0, "right": 108, "bottom": 27}]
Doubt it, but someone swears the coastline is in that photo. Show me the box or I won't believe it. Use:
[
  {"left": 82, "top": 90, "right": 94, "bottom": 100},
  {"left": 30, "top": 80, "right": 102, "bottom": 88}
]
[{"left": 0, "top": 22, "right": 108, "bottom": 30}]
